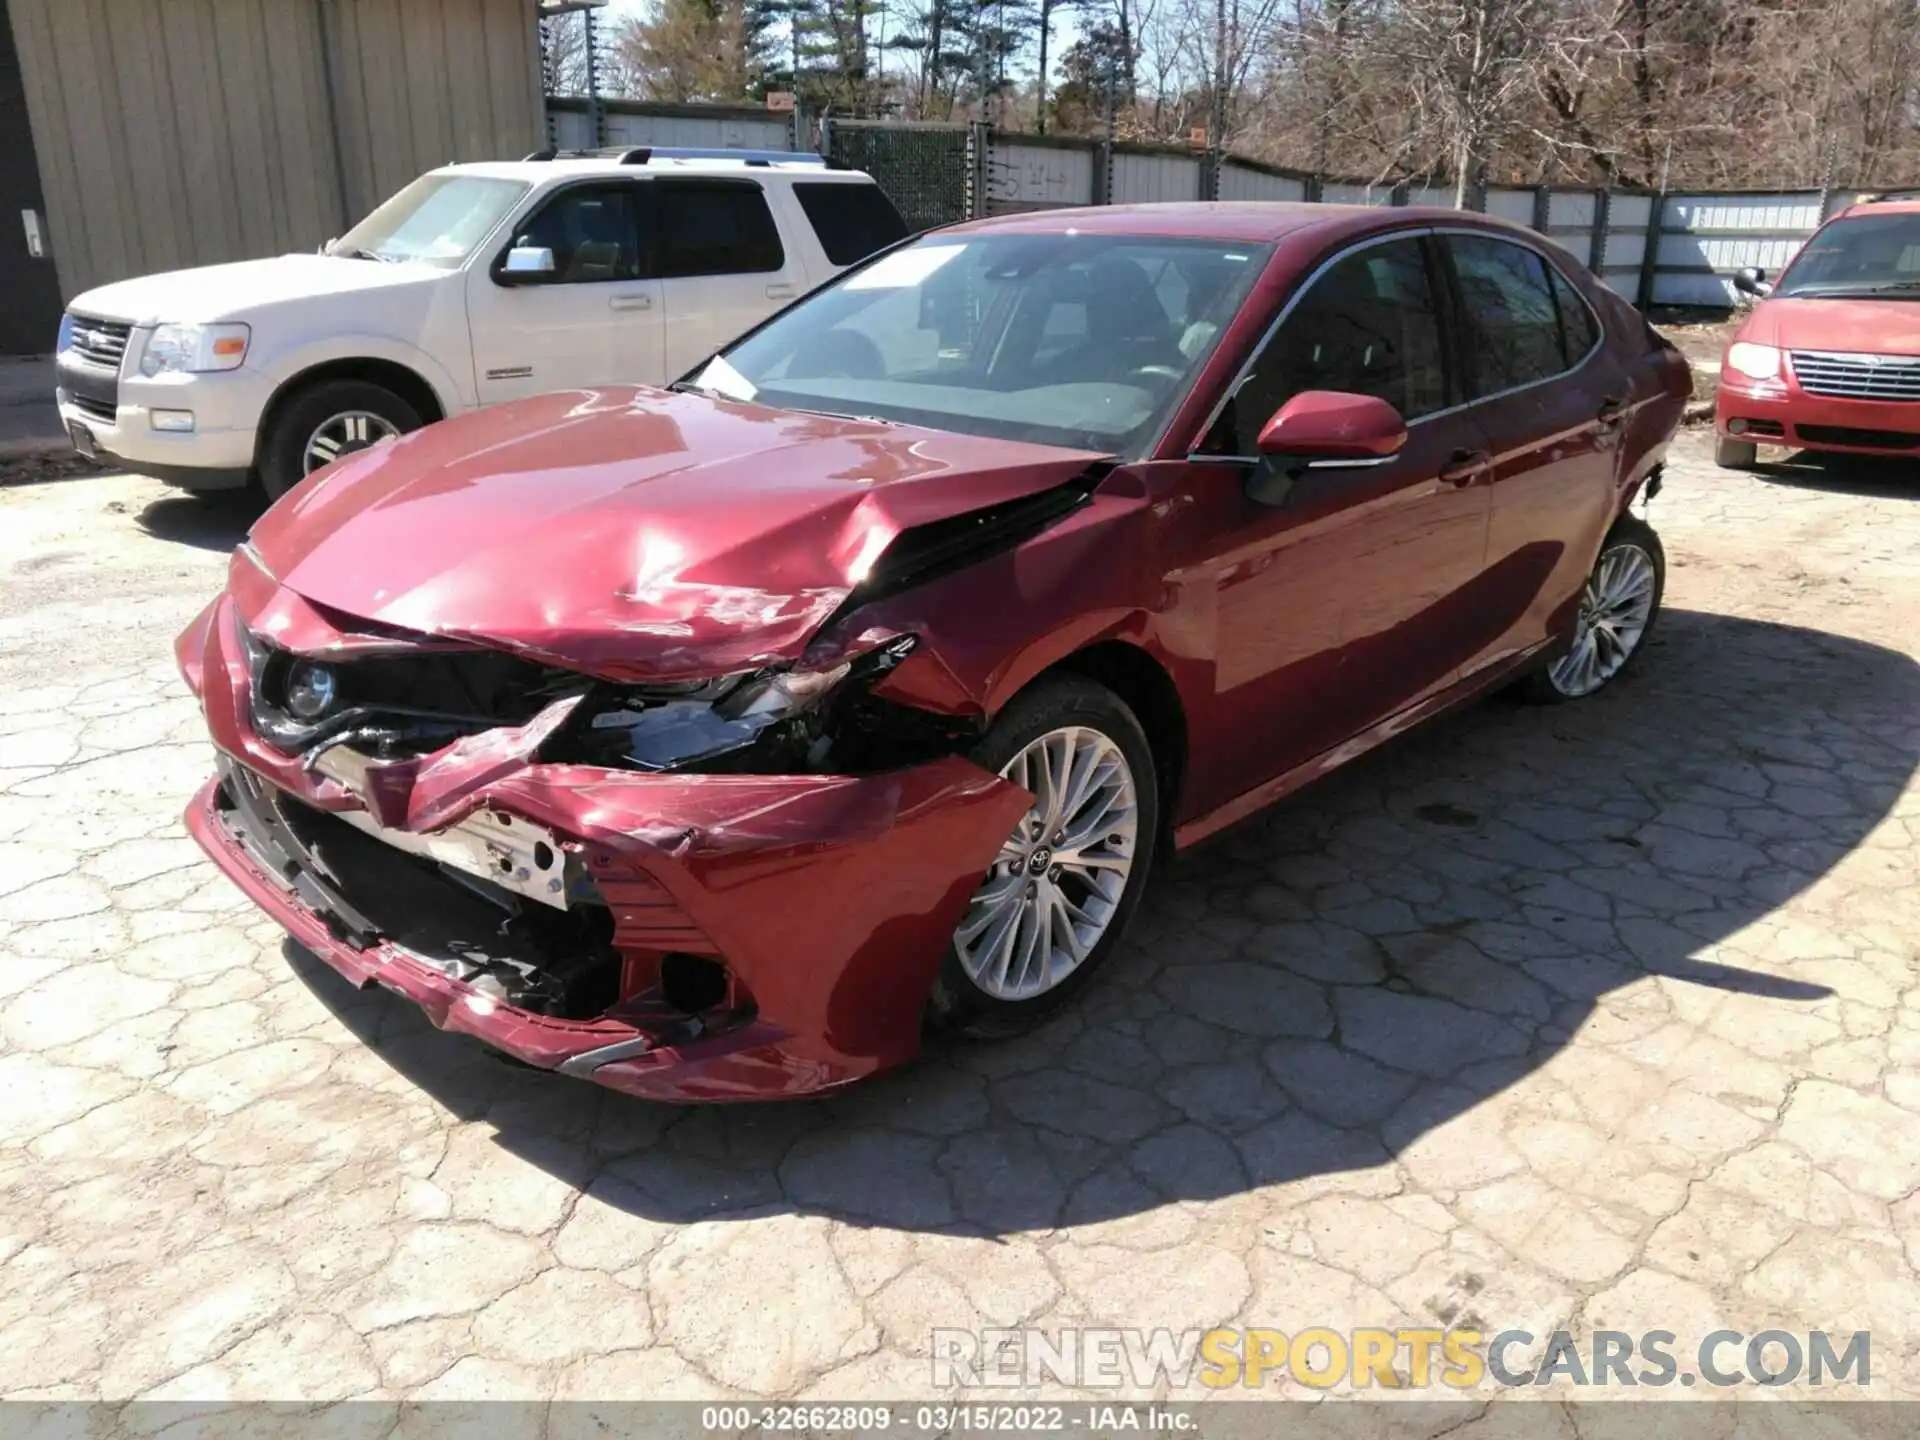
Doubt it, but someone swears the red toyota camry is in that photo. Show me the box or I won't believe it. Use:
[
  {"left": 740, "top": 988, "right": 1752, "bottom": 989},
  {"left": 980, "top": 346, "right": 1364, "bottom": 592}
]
[{"left": 178, "top": 204, "right": 1690, "bottom": 1101}]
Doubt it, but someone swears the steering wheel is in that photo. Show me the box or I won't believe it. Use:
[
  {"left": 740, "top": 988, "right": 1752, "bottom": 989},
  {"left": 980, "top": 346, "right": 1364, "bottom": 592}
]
[
  {"left": 1128, "top": 364, "right": 1184, "bottom": 383},
  {"left": 794, "top": 328, "right": 886, "bottom": 381}
]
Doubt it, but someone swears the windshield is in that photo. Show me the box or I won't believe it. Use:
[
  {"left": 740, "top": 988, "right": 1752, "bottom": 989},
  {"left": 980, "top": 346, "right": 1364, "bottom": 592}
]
[
  {"left": 689, "top": 233, "right": 1272, "bottom": 456},
  {"left": 1775, "top": 213, "right": 1920, "bottom": 297},
  {"left": 330, "top": 174, "right": 529, "bottom": 268}
]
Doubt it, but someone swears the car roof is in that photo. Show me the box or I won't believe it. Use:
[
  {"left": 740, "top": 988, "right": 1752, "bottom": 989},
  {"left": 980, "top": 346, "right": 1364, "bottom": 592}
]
[
  {"left": 940, "top": 202, "right": 1531, "bottom": 244},
  {"left": 1836, "top": 198, "right": 1920, "bottom": 219},
  {"left": 437, "top": 156, "right": 868, "bottom": 183}
]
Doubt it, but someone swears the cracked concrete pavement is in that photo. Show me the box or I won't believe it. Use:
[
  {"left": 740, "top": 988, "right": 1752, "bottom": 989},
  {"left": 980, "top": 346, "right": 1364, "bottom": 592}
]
[{"left": 0, "top": 431, "right": 1916, "bottom": 1405}]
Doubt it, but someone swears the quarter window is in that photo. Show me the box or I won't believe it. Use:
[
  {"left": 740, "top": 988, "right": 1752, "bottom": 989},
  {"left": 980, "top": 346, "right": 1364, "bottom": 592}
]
[
  {"left": 793, "top": 182, "right": 909, "bottom": 266},
  {"left": 650, "top": 181, "right": 785, "bottom": 277},
  {"left": 1548, "top": 263, "right": 1600, "bottom": 360},
  {"left": 1448, "top": 235, "right": 1570, "bottom": 395},
  {"left": 1215, "top": 236, "right": 1447, "bottom": 453}
]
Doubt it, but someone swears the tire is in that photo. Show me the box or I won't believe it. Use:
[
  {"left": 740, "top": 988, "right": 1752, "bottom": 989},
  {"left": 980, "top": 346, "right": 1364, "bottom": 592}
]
[
  {"left": 1715, "top": 435, "right": 1758, "bottom": 470},
  {"left": 927, "top": 675, "right": 1159, "bottom": 1036},
  {"left": 259, "top": 378, "right": 422, "bottom": 500},
  {"left": 1521, "top": 514, "right": 1665, "bottom": 704}
]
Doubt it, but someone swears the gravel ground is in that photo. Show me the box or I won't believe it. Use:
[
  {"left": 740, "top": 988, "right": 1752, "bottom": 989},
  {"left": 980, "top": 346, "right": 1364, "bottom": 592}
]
[{"left": 0, "top": 431, "right": 1916, "bottom": 1409}]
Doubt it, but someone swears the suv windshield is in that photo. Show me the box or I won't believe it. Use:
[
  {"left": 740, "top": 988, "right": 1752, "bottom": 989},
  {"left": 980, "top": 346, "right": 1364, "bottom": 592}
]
[
  {"left": 1775, "top": 212, "right": 1920, "bottom": 297},
  {"left": 330, "top": 174, "right": 529, "bottom": 268},
  {"left": 688, "top": 233, "right": 1271, "bottom": 456}
]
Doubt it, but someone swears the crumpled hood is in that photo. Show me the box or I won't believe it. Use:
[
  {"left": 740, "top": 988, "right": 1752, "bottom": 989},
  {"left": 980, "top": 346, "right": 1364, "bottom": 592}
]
[
  {"left": 71, "top": 254, "right": 444, "bottom": 325},
  {"left": 1745, "top": 296, "right": 1920, "bottom": 354},
  {"left": 245, "top": 386, "right": 1109, "bottom": 681}
]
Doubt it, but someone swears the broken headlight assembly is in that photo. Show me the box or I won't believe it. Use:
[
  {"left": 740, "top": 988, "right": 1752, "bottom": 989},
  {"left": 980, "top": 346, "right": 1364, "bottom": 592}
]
[{"left": 556, "top": 635, "right": 965, "bottom": 775}]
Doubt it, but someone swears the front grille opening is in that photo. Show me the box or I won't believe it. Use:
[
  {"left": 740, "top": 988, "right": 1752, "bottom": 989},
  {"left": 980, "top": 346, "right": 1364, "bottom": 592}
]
[
  {"left": 660, "top": 952, "right": 730, "bottom": 1014},
  {"left": 69, "top": 394, "right": 116, "bottom": 425},
  {"left": 272, "top": 791, "right": 624, "bottom": 1019},
  {"left": 67, "top": 313, "right": 133, "bottom": 369},
  {"left": 1796, "top": 423, "right": 1920, "bottom": 449}
]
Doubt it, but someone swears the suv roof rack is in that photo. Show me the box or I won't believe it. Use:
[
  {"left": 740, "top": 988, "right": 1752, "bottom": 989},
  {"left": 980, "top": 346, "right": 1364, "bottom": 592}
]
[{"left": 519, "top": 146, "right": 826, "bottom": 168}]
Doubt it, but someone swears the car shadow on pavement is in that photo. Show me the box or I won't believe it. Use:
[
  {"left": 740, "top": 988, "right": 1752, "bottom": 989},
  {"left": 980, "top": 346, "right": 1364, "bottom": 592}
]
[
  {"left": 1749, "top": 451, "right": 1920, "bottom": 498},
  {"left": 287, "top": 605, "right": 1916, "bottom": 1234},
  {"left": 136, "top": 489, "right": 263, "bottom": 551}
]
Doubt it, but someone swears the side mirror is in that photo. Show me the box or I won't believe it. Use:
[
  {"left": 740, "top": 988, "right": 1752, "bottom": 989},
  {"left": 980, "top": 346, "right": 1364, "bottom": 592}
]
[
  {"left": 501, "top": 245, "right": 557, "bottom": 282},
  {"left": 1734, "top": 266, "right": 1772, "bottom": 298},
  {"left": 1257, "top": 390, "right": 1408, "bottom": 461}
]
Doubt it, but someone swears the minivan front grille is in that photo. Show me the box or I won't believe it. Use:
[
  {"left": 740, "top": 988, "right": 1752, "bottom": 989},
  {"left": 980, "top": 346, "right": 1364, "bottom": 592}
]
[
  {"left": 65, "top": 314, "right": 134, "bottom": 372},
  {"left": 1790, "top": 350, "right": 1920, "bottom": 402}
]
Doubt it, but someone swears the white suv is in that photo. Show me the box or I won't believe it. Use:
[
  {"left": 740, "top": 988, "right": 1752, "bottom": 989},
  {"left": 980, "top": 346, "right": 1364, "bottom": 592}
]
[{"left": 54, "top": 148, "right": 906, "bottom": 496}]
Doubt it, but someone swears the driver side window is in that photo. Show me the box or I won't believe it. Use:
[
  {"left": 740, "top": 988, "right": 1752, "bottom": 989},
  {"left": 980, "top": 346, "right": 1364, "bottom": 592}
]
[
  {"left": 1209, "top": 237, "right": 1447, "bottom": 454},
  {"left": 507, "top": 185, "right": 642, "bottom": 284}
]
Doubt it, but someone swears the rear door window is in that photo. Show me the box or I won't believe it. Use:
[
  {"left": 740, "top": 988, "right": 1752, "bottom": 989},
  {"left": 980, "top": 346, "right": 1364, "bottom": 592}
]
[
  {"left": 793, "top": 182, "right": 910, "bottom": 266},
  {"left": 1447, "top": 234, "right": 1572, "bottom": 395},
  {"left": 1548, "top": 263, "right": 1600, "bottom": 360},
  {"left": 647, "top": 181, "right": 785, "bottom": 277}
]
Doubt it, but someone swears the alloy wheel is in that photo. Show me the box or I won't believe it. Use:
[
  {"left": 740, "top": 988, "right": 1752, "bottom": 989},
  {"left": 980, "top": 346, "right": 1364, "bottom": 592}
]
[
  {"left": 954, "top": 725, "right": 1139, "bottom": 1001},
  {"left": 303, "top": 410, "right": 400, "bottom": 474},
  {"left": 1548, "top": 542, "right": 1658, "bottom": 697}
]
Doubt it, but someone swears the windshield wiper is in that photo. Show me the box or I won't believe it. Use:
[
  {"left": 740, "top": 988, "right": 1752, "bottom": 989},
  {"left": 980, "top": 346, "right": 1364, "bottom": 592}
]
[
  {"left": 331, "top": 245, "right": 394, "bottom": 263},
  {"left": 1788, "top": 279, "right": 1920, "bottom": 297}
]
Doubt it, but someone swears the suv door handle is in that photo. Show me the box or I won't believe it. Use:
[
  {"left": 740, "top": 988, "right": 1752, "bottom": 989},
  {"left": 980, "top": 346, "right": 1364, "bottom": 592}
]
[
  {"left": 765, "top": 283, "right": 796, "bottom": 299},
  {"left": 1438, "top": 449, "right": 1490, "bottom": 486},
  {"left": 610, "top": 293, "right": 653, "bottom": 311}
]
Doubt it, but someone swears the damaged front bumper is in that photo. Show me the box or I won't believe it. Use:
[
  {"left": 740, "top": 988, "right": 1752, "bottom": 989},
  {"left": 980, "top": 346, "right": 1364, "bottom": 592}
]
[{"left": 178, "top": 592, "right": 1030, "bottom": 1102}]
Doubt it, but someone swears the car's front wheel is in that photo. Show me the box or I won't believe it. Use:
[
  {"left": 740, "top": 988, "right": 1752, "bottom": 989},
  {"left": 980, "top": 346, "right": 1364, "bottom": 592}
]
[
  {"left": 259, "top": 378, "right": 422, "bottom": 500},
  {"left": 1523, "top": 514, "right": 1665, "bottom": 703},
  {"left": 929, "top": 675, "right": 1158, "bottom": 1035}
]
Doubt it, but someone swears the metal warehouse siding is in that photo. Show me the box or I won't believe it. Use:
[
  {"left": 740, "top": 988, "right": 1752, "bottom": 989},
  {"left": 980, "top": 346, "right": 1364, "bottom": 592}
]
[{"left": 7, "top": 0, "right": 543, "bottom": 300}]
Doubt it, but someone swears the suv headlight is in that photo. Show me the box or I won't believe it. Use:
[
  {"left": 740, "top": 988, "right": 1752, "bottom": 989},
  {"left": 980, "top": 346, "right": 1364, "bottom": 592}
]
[
  {"left": 56, "top": 314, "right": 74, "bottom": 355},
  {"left": 139, "top": 322, "right": 250, "bottom": 378}
]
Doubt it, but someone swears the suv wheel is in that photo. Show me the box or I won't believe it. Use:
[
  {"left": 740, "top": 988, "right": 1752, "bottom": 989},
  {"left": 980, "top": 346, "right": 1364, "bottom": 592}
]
[
  {"left": 260, "top": 379, "right": 422, "bottom": 499},
  {"left": 928, "top": 675, "right": 1158, "bottom": 1036}
]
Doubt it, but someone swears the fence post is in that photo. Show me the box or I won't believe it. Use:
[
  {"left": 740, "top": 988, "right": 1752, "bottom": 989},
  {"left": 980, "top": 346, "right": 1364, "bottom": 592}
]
[
  {"left": 1390, "top": 180, "right": 1409, "bottom": 206},
  {"left": 1304, "top": 172, "right": 1323, "bottom": 204},
  {"left": 1091, "top": 136, "right": 1111, "bottom": 206},
  {"left": 1635, "top": 190, "right": 1666, "bottom": 311},
  {"left": 965, "top": 121, "right": 992, "bottom": 221},
  {"left": 1201, "top": 148, "right": 1222, "bottom": 202},
  {"left": 1588, "top": 187, "right": 1612, "bottom": 278},
  {"left": 1530, "top": 184, "right": 1551, "bottom": 235}
]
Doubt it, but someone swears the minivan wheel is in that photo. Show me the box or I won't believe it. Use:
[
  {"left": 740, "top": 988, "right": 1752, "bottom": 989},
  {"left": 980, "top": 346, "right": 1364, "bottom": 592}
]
[
  {"left": 259, "top": 379, "right": 422, "bottom": 500},
  {"left": 928, "top": 675, "right": 1158, "bottom": 1036},
  {"left": 1715, "top": 435, "right": 1758, "bottom": 470},
  {"left": 1523, "top": 515, "right": 1665, "bottom": 704}
]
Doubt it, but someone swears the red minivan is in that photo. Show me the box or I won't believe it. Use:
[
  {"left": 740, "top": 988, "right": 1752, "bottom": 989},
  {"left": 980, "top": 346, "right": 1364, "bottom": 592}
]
[
  {"left": 1717, "top": 197, "right": 1920, "bottom": 466},
  {"left": 179, "top": 204, "right": 1690, "bottom": 1100}
]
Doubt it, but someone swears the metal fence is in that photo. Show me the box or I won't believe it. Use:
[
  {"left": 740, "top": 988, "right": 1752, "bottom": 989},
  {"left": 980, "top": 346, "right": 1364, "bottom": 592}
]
[{"left": 545, "top": 100, "right": 1862, "bottom": 309}]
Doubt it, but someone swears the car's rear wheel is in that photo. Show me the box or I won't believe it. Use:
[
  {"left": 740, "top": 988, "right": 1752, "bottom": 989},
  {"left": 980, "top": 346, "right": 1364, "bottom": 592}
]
[
  {"left": 1523, "top": 515, "right": 1665, "bottom": 704},
  {"left": 929, "top": 675, "right": 1158, "bottom": 1035},
  {"left": 1715, "top": 435, "right": 1758, "bottom": 470},
  {"left": 259, "top": 379, "right": 421, "bottom": 500}
]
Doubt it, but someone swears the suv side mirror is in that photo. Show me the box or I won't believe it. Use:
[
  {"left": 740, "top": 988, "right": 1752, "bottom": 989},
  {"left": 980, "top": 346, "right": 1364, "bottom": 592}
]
[
  {"left": 1734, "top": 266, "right": 1772, "bottom": 298},
  {"left": 501, "top": 245, "right": 557, "bottom": 283}
]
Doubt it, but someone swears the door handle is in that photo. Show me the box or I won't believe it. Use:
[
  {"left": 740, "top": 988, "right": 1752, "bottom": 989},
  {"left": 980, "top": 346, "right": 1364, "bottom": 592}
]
[
  {"left": 610, "top": 293, "right": 653, "bottom": 311},
  {"left": 1438, "top": 449, "right": 1490, "bottom": 487},
  {"left": 765, "top": 283, "right": 796, "bottom": 299}
]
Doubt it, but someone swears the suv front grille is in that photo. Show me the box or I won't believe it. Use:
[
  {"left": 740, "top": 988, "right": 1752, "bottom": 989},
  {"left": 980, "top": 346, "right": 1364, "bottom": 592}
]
[
  {"left": 66, "top": 314, "right": 134, "bottom": 372},
  {"left": 69, "top": 394, "right": 116, "bottom": 425},
  {"left": 1790, "top": 350, "right": 1920, "bottom": 401}
]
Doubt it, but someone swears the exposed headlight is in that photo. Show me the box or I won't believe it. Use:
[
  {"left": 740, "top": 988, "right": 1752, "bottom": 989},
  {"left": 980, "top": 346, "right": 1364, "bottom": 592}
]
[
  {"left": 139, "top": 322, "right": 250, "bottom": 377},
  {"left": 1726, "top": 342, "right": 1782, "bottom": 382},
  {"left": 586, "top": 637, "right": 918, "bottom": 773}
]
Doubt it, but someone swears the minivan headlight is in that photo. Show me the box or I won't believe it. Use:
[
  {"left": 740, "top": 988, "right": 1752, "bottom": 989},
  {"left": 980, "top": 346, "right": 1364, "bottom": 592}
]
[
  {"left": 140, "top": 322, "right": 250, "bottom": 377},
  {"left": 1725, "top": 342, "right": 1782, "bottom": 382}
]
